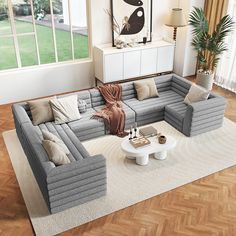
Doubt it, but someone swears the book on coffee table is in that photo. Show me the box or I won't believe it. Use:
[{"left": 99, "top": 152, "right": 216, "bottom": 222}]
[
  {"left": 130, "top": 137, "right": 151, "bottom": 149},
  {"left": 139, "top": 126, "right": 157, "bottom": 137}
]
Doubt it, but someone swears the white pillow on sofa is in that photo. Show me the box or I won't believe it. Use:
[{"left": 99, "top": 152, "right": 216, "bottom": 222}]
[
  {"left": 42, "top": 130, "right": 70, "bottom": 154},
  {"left": 42, "top": 140, "right": 70, "bottom": 166},
  {"left": 184, "top": 84, "right": 210, "bottom": 105},
  {"left": 50, "top": 95, "right": 81, "bottom": 124}
]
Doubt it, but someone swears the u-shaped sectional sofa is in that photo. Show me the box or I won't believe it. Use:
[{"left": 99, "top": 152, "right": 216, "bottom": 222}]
[{"left": 12, "top": 73, "right": 226, "bottom": 213}]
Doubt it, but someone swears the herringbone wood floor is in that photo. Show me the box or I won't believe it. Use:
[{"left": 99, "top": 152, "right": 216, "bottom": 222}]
[{"left": 0, "top": 79, "right": 236, "bottom": 236}]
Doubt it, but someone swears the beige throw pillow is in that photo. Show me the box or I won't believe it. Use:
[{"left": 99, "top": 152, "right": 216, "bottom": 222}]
[
  {"left": 28, "top": 97, "right": 54, "bottom": 125},
  {"left": 42, "top": 140, "right": 70, "bottom": 166},
  {"left": 42, "top": 130, "right": 70, "bottom": 154},
  {"left": 134, "top": 78, "right": 159, "bottom": 101},
  {"left": 50, "top": 95, "right": 81, "bottom": 124},
  {"left": 184, "top": 84, "right": 210, "bottom": 105}
]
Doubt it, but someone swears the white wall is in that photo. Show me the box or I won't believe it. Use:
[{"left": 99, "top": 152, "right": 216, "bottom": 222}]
[
  {"left": 174, "top": 0, "right": 205, "bottom": 76},
  {"left": 0, "top": 0, "right": 200, "bottom": 104},
  {"left": 0, "top": 62, "right": 94, "bottom": 104},
  {"left": 90, "top": 0, "right": 174, "bottom": 44}
]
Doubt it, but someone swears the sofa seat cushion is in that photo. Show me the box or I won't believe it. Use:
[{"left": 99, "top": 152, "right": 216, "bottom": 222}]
[
  {"left": 165, "top": 101, "right": 188, "bottom": 121},
  {"left": 165, "top": 102, "right": 188, "bottom": 131},
  {"left": 67, "top": 108, "right": 105, "bottom": 141},
  {"left": 124, "top": 90, "right": 184, "bottom": 122},
  {"left": 93, "top": 102, "right": 136, "bottom": 129},
  {"left": 34, "top": 122, "right": 90, "bottom": 162}
]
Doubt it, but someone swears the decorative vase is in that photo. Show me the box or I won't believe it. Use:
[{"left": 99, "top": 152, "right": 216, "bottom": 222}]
[
  {"left": 196, "top": 70, "right": 214, "bottom": 90},
  {"left": 158, "top": 135, "right": 166, "bottom": 144}
]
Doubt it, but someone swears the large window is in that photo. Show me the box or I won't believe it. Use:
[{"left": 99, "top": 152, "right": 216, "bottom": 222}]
[{"left": 0, "top": 0, "right": 90, "bottom": 71}]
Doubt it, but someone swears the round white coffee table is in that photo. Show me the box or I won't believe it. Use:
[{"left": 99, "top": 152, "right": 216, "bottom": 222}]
[{"left": 121, "top": 136, "right": 177, "bottom": 166}]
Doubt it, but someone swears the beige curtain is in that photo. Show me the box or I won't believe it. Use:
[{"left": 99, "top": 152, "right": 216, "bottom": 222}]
[
  {"left": 203, "top": 0, "right": 229, "bottom": 71},
  {"left": 204, "top": 0, "right": 228, "bottom": 34},
  {"left": 215, "top": 0, "right": 236, "bottom": 93}
]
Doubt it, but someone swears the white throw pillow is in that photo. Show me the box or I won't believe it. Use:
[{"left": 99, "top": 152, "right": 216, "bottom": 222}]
[
  {"left": 184, "top": 84, "right": 210, "bottom": 105},
  {"left": 42, "top": 130, "right": 70, "bottom": 154},
  {"left": 50, "top": 95, "right": 81, "bottom": 124},
  {"left": 42, "top": 140, "right": 70, "bottom": 166}
]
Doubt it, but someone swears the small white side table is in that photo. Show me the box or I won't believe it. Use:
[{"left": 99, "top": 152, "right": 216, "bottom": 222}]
[{"left": 121, "top": 136, "right": 177, "bottom": 166}]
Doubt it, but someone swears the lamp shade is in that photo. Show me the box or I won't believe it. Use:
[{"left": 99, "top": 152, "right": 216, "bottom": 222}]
[{"left": 165, "top": 8, "right": 187, "bottom": 27}]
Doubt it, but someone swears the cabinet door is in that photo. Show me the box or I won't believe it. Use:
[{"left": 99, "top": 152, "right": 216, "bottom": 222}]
[
  {"left": 140, "top": 48, "right": 158, "bottom": 76},
  {"left": 104, "top": 53, "right": 123, "bottom": 82},
  {"left": 156, "top": 46, "right": 175, "bottom": 73},
  {"left": 124, "top": 50, "right": 141, "bottom": 79}
]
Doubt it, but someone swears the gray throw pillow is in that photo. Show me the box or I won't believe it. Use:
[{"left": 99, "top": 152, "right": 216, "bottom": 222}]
[
  {"left": 78, "top": 99, "right": 87, "bottom": 113},
  {"left": 28, "top": 97, "right": 55, "bottom": 125},
  {"left": 134, "top": 78, "right": 159, "bottom": 101},
  {"left": 50, "top": 95, "right": 81, "bottom": 124},
  {"left": 184, "top": 84, "right": 210, "bottom": 105},
  {"left": 42, "top": 130, "right": 70, "bottom": 154},
  {"left": 42, "top": 140, "right": 70, "bottom": 166}
]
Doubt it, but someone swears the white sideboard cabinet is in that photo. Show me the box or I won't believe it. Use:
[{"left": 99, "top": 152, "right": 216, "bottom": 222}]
[{"left": 94, "top": 40, "right": 175, "bottom": 83}]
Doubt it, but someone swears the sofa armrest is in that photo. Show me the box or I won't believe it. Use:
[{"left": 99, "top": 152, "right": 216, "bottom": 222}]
[
  {"left": 12, "top": 103, "right": 31, "bottom": 126},
  {"left": 188, "top": 96, "right": 226, "bottom": 112},
  {"left": 47, "top": 154, "right": 106, "bottom": 184},
  {"left": 183, "top": 96, "right": 226, "bottom": 136}
]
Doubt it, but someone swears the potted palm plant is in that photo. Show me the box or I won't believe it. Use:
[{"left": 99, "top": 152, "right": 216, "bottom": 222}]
[{"left": 189, "top": 7, "right": 234, "bottom": 90}]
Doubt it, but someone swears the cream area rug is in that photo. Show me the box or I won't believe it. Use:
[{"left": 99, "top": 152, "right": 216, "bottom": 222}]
[{"left": 3, "top": 118, "right": 236, "bottom": 236}]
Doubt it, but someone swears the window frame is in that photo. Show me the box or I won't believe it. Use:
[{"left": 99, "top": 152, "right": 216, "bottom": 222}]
[{"left": 0, "top": 0, "right": 92, "bottom": 73}]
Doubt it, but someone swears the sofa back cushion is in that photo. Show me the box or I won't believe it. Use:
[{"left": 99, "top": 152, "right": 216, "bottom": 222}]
[
  {"left": 171, "top": 75, "right": 192, "bottom": 97},
  {"left": 121, "top": 81, "right": 137, "bottom": 101},
  {"left": 153, "top": 74, "right": 172, "bottom": 92},
  {"left": 89, "top": 88, "right": 105, "bottom": 107}
]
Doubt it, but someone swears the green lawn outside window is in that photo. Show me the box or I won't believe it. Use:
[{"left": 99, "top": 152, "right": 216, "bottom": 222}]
[{"left": 0, "top": 20, "right": 89, "bottom": 70}]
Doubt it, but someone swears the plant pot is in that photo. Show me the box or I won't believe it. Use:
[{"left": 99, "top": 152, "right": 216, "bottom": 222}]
[{"left": 196, "top": 71, "right": 214, "bottom": 90}]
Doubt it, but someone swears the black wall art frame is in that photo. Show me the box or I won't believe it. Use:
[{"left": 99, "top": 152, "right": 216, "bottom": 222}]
[{"left": 111, "top": 0, "right": 153, "bottom": 47}]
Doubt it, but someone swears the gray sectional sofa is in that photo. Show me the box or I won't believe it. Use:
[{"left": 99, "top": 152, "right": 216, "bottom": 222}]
[
  {"left": 12, "top": 73, "right": 226, "bottom": 213},
  {"left": 121, "top": 74, "right": 226, "bottom": 136},
  {"left": 13, "top": 96, "right": 107, "bottom": 214}
]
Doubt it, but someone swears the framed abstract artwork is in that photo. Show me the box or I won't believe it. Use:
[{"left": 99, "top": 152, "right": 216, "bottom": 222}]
[{"left": 110, "top": 0, "right": 153, "bottom": 47}]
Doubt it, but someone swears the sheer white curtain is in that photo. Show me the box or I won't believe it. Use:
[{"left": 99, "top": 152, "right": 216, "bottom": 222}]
[{"left": 215, "top": 0, "right": 236, "bottom": 93}]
